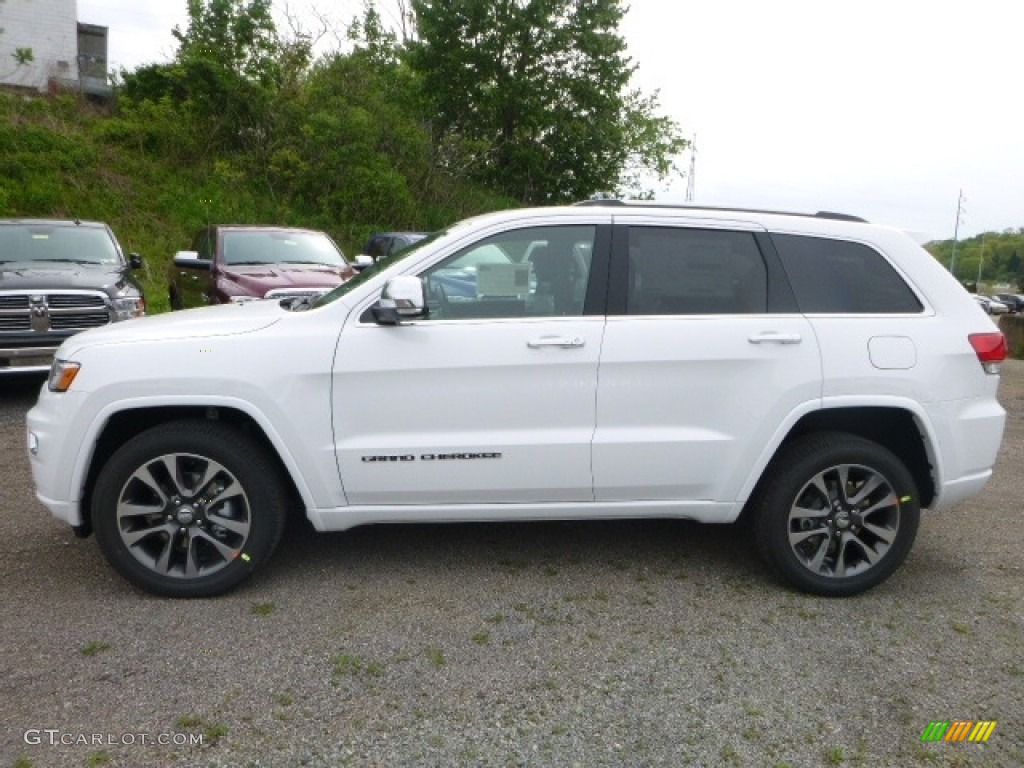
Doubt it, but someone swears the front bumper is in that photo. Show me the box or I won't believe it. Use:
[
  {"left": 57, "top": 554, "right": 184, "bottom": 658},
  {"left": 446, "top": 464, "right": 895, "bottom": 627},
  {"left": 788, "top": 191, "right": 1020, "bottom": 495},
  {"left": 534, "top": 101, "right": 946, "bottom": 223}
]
[
  {"left": 26, "top": 387, "right": 91, "bottom": 528},
  {"left": 0, "top": 345, "right": 58, "bottom": 374}
]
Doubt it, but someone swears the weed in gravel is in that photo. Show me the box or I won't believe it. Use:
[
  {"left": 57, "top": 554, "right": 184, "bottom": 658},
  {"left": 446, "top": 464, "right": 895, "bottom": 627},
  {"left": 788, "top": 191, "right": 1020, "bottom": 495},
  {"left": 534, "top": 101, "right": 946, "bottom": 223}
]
[
  {"left": 719, "top": 743, "right": 742, "bottom": 766},
  {"left": 427, "top": 647, "right": 447, "bottom": 668},
  {"left": 950, "top": 621, "right": 970, "bottom": 634},
  {"left": 176, "top": 713, "right": 202, "bottom": 728},
  {"left": 80, "top": 640, "right": 110, "bottom": 656},
  {"left": 333, "top": 653, "right": 384, "bottom": 677},
  {"left": 796, "top": 605, "right": 821, "bottom": 620},
  {"left": 13, "top": 758, "right": 31, "bottom": 768},
  {"left": 87, "top": 753, "right": 110, "bottom": 767},
  {"left": 250, "top": 602, "right": 275, "bottom": 616},
  {"left": 204, "top": 723, "right": 228, "bottom": 745},
  {"left": 274, "top": 692, "right": 294, "bottom": 706},
  {"left": 471, "top": 631, "right": 490, "bottom": 646},
  {"left": 485, "top": 612, "right": 506, "bottom": 624},
  {"left": 825, "top": 745, "right": 844, "bottom": 764}
]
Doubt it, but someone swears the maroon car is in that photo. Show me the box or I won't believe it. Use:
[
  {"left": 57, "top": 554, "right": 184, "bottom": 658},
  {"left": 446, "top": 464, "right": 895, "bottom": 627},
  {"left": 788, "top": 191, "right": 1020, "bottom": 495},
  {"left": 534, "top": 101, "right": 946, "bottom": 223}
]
[{"left": 168, "top": 225, "right": 357, "bottom": 309}]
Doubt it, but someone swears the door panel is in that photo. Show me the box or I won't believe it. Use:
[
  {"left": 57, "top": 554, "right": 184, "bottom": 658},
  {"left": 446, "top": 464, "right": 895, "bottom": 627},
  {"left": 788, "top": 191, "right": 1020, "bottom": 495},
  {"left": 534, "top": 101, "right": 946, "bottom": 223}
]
[
  {"left": 594, "top": 315, "right": 820, "bottom": 501},
  {"left": 334, "top": 318, "right": 604, "bottom": 504},
  {"left": 593, "top": 223, "right": 821, "bottom": 503},
  {"left": 333, "top": 222, "right": 610, "bottom": 506}
]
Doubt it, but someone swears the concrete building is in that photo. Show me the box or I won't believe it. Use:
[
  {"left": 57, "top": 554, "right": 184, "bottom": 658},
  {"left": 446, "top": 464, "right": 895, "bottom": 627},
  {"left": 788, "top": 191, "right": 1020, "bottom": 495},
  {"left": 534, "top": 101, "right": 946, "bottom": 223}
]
[{"left": 0, "top": 0, "right": 109, "bottom": 96}]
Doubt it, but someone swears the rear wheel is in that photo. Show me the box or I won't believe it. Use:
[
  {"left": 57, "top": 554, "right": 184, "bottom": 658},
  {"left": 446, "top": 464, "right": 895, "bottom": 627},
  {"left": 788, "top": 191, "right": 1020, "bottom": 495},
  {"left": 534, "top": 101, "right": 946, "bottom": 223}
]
[
  {"left": 92, "top": 420, "right": 288, "bottom": 597},
  {"left": 752, "top": 432, "right": 919, "bottom": 596}
]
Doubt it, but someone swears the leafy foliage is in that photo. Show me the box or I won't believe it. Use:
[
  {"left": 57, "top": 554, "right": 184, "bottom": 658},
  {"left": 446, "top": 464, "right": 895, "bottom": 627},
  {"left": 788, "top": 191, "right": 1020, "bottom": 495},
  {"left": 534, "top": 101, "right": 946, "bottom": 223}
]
[
  {"left": 927, "top": 230, "right": 1024, "bottom": 290},
  {"left": 408, "top": 0, "right": 686, "bottom": 203},
  {"left": 0, "top": 0, "right": 686, "bottom": 311}
]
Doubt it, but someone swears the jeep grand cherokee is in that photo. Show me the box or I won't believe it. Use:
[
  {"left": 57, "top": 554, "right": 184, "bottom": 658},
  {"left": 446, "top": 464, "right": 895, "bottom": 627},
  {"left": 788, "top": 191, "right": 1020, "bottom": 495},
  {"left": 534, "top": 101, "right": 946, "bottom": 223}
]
[{"left": 27, "top": 203, "right": 1006, "bottom": 597}]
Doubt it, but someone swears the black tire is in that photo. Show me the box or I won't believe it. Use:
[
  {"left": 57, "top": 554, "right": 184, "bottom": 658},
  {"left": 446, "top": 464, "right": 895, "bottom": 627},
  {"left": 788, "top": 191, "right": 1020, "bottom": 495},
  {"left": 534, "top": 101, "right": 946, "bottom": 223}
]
[
  {"left": 752, "top": 432, "right": 920, "bottom": 597},
  {"left": 92, "top": 420, "right": 288, "bottom": 598}
]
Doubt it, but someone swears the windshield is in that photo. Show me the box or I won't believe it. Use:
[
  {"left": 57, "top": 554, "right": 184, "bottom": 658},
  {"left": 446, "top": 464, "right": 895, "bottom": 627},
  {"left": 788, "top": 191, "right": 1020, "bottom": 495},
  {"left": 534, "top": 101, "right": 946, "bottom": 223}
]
[
  {"left": 223, "top": 230, "right": 347, "bottom": 267},
  {"left": 311, "top": 230, "right": 445, "bottom": 308},
  {"left": 0, "top": 224, "right": 120, "bottom": 265}
]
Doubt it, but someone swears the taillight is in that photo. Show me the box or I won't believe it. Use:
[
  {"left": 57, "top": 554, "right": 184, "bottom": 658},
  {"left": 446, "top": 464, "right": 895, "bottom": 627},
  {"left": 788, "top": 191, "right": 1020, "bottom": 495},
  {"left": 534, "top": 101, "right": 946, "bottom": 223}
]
[{"left": 968, "top": 332, "right": 1007, "bottom": 373}]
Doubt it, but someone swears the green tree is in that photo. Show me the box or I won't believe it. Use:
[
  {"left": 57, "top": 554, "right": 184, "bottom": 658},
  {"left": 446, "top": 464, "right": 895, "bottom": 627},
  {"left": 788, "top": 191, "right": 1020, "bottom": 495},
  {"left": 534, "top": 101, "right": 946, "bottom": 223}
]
[
  {"left": 119, "top": 0, "right": 296, "bottom": 158},
  {"left": 408, "top": 0, "right": 686, "bottom": 203}
]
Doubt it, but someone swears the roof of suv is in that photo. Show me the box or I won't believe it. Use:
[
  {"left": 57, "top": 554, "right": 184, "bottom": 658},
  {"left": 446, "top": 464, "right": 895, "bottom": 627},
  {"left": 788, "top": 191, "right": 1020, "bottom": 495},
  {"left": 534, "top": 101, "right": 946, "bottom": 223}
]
[{"left": 573, "top": 199, "right": 867, "bottom": 223}]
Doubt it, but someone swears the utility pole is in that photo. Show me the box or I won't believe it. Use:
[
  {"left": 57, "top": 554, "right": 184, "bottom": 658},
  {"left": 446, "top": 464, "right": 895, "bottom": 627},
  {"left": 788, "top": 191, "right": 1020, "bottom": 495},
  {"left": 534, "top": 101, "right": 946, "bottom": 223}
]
[
  {"left": 950, "top": 189, "right": 966, "bottom": 278},
  {"left": 685, "top": 135, "right": 697, "bottom": 202},
  {"left": 977, "top": 234, "right": 987, "bottom": 288}
]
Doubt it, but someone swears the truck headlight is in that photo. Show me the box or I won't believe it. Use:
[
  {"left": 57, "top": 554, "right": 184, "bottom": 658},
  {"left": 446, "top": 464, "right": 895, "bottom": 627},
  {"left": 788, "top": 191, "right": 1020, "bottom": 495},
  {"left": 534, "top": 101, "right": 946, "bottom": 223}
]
[{"left": 112, "top": 296, "right": 145, "bottom": 319}]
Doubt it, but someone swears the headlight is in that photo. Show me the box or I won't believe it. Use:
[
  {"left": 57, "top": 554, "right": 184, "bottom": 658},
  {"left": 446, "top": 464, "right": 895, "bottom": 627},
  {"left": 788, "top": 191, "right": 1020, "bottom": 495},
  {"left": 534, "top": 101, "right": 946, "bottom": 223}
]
[
  {"left": 112, "top": 295, "right": 145, "bottom": 319},
  {"left": 48, "top": 359, "right": 81, "bottom": 392}
]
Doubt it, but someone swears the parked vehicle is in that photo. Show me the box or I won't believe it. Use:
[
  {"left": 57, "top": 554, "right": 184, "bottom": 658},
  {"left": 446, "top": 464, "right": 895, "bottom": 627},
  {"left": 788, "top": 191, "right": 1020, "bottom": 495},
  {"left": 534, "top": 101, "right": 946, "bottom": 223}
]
[
  {"left": 167, "top": 226, "right": 356, "bottom": 309},
  {"left": 975, "top": 295, "right": 1009, "bottom": 315},
  {"left": 993, "top": 293, "right": 1024, "bottom": 313},
  {"left": 28, "top": 203, "right": 1007, "bottom": 598},
  {"left": 0, "top": 218, "right": 145, "bottom": 374},
  {"left": 360, "top": 231, "right": 429, "bottom": 263}
]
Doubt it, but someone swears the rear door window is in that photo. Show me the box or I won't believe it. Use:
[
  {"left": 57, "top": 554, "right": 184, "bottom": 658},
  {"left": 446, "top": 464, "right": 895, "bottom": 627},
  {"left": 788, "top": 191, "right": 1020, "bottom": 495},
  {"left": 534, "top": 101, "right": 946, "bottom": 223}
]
[
  {"left": 772, "top": 234, "right": 923, "bottom": 313},
  {"left": 626, "top": 227, "right": 768, "bottom": 315}
]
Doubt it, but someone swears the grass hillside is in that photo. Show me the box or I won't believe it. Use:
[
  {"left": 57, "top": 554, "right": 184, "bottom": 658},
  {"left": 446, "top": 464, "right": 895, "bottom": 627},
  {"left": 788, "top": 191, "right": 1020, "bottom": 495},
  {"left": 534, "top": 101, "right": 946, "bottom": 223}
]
[{"left": 0, "top": 89, "right": 512, "bottom": 312}]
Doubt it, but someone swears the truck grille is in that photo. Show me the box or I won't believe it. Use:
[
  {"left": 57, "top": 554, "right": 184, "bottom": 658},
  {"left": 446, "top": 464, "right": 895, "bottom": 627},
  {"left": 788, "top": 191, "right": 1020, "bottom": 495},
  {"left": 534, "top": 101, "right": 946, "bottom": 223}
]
[{"left": 0, "top": 291, "right": 112, "bottom": 335}]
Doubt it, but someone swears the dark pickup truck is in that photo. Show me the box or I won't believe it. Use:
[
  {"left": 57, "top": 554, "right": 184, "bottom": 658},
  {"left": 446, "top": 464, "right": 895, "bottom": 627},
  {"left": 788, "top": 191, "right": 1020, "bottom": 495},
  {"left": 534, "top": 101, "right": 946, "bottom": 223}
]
[
  {"left": 0, "top": 219, "right": 145, "bottom": 374},
  {"left": 168, "top": 225, "right": 357, "bottom": 309}
]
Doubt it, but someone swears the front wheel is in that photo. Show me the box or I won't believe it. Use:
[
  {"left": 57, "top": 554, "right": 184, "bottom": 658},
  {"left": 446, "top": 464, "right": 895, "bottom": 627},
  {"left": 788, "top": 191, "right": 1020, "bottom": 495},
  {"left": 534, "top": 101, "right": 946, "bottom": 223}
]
[
  {"left": 92, "top": 420, "right": 288, "bottom": 597},
  {"left": 752, "top": 432, "right": 920, "bottom": 597}
]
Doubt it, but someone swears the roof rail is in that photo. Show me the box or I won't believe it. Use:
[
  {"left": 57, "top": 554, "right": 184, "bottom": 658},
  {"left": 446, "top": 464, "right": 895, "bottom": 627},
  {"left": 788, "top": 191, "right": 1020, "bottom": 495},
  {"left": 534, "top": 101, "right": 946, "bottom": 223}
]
[{"left": 573, "top": 199, "right": 868, "bottom": 223}]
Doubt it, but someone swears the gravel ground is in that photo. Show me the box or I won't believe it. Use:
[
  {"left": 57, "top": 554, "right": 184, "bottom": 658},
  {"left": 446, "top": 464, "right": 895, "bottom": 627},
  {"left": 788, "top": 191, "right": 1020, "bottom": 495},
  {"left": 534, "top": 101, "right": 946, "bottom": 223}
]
[{"left": 1, "top": 364, "right": 1022, "bottom": 768}]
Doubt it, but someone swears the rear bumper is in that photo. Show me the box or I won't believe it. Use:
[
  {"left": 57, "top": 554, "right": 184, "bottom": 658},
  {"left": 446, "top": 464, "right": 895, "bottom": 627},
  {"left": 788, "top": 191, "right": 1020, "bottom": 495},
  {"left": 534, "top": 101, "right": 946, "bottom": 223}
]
[{"left": 927, "top": 394, "right": 1006, "bottom": 509}]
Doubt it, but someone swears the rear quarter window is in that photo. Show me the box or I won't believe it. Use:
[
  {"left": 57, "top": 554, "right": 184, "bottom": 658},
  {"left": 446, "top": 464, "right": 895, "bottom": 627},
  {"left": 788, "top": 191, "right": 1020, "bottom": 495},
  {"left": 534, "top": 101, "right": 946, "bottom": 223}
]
[{"left": 772, "top": 234, "right": 923, "bottom": 313}]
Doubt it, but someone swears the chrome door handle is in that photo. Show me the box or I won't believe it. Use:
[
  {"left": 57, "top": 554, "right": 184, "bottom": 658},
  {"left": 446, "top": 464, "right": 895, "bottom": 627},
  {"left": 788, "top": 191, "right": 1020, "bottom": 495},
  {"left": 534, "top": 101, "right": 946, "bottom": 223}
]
[
  {"left": 527, "top": 336, "right": 585, "bottom": 349},
  {"left": 748, "top": 332, "right": 802, "bottom": 345}
]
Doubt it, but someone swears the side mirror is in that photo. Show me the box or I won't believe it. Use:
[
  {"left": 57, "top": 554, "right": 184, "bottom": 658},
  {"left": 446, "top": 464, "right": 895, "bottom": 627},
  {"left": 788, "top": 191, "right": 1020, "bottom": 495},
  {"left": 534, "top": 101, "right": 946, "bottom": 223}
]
[
  {"left": 128, "top": 253, "right": 143, "bottom": 270},
  {"left": 353, "top": 254, "right": 375, "bottom": 271},
  {"left": 372, "top": 275, "right": 426, "bottom": 325},
  {"left": 173, "top": 250, "right": 212, "bottom": 270}
]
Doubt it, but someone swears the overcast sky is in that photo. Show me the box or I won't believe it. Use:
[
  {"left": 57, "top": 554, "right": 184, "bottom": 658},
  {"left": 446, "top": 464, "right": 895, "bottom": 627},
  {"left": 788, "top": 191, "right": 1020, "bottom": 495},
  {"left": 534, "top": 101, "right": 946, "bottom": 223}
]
[{"left": 76, "top": 0, "right": 1023, "bottom": 241}]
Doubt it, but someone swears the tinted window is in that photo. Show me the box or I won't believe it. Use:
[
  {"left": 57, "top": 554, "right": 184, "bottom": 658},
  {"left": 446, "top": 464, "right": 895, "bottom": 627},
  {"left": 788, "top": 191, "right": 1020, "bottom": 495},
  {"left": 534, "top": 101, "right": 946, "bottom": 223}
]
[
  {"left": 772, "top": 234, "right": 923, "bottom": 313},
  {"left": 419, "top": 225, "right": 595, "bottom": 320},
  {"left": 626, "top": 227, "right": 767, "bottom": 315},
  {"left": 365, "top": 237, "right": 390, "bottom": 259}
]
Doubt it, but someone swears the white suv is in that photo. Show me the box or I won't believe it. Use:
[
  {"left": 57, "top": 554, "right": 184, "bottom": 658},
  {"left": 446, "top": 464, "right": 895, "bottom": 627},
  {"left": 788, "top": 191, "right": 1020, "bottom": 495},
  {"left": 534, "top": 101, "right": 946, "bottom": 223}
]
[{"left": 26, "top": 203, "right": 1008, "bottom": 597}]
